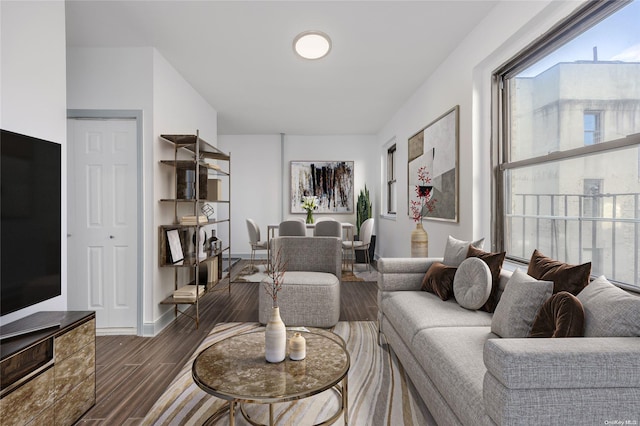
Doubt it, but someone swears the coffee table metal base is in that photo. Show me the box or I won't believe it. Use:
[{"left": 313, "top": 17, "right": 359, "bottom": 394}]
[{"left": 203, "top": 379, "right": 348, "bottom": 426}]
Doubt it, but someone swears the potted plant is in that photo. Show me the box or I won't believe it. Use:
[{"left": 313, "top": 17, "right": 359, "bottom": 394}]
[{"left": 355, "top": 185, "right": 375, "bottom": 263}]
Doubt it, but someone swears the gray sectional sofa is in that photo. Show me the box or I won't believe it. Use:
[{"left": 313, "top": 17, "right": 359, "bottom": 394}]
[{"left": 377, "top": 257, "right": 640, "bottom": 425}]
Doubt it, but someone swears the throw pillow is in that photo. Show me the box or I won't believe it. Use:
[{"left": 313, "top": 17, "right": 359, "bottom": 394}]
[
  {"left": 491, "top": 269, "right": 553, "bottom": 338},
  {"left": 576, "top": 275, "right": 640, "bottom": 337},
  {"left": 453, "top": 257, "right": 492, "bottom": 310},
  {"left": 529, "top": 291, "right": 585, "bottom": 338},
  {"left": 527, "top": 249, "right": 591, "bottom": 295},
  {"left": 421, "top": 262, "right": 457, "bottom": 301},
  {"left": 443, "top": 235, "right": 485, "bottom": 267},
  {"left": 466, "top": 245, "right": 506, "bottom": 313}
]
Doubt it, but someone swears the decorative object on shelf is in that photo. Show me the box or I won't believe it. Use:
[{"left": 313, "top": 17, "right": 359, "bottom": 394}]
[
  {"left": 290, "top": 161, "right": 354, "bottom": 214},
  {"left": 201, "top": 204, "right": 214, "bottom": 218},
  {"left": 410, "top": 166, "right": 437, "bottom": 257},
  {"left": 301, "top": 195, "right": 319, "bottom": 224},
  {"left": 356, "top": 185, "right": 371, "bottom": 236},
  {"left": 289, "top": 332, "right": 306, "bottom": 361},
  {"left": 263, "top": 247, "right": 288, "bottom": 363},
  {"left": 408, "top": 105, "right": 459, "bottom": 222}
]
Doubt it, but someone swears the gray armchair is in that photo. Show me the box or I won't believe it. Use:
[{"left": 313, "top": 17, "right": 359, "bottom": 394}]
[{"left": 259, "top": 236, "right": 341, "bottom": 328}]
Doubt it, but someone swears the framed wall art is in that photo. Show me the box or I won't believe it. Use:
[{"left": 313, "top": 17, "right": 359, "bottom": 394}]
[
  {"left": 408, "top": 105, "right": 459, "bottom": 222},
  {"left": 290, "top": 161, "right": 354, "bottom": 214}
]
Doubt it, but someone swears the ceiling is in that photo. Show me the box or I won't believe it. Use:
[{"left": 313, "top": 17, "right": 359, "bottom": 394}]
[{"left": 65, "top": 1, "right": 498, "bottom": 135}]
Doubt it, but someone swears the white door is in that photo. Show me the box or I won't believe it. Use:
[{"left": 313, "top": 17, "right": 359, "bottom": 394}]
[{"left": 67, "top": 118, "right": 138, "bottom": 333}]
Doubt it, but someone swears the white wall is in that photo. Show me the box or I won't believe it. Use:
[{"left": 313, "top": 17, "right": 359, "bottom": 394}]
[
  {"left": 375, "top": 0, "right": 582, "bottom": 259},
  {"left": 0, "top": 1, "right": 67, "bottom": 325},
  {"left": 218, "top": 134, "right": 378, "bottom": 258},
  {"left": 152, "top": 50, "right": 218, "bottom": 329},
  {"left": 66, "top": 47, "right": 218, "bottom": 334}
]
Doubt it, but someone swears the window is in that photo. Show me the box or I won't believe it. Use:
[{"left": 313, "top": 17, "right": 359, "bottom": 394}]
[
  {"left": 386, "top": 143, "right": 397, "bottom": 215},
  {"left": 494, "top": 0, "right": 640, "bottom": 290},
  {"left": 583, "top": 112, "right": 602, "bottom": 145}
]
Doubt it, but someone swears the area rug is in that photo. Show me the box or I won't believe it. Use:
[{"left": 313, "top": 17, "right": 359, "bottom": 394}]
[
  {"left": 142, "top": 322, "right": 435, "bottom": 425},
  {"left": 233, "top": 261, "right": 377, "bottom": 283}
]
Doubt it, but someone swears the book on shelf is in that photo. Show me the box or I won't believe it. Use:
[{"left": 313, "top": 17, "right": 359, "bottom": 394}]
[
  {"left": 180, "top": 215, "right": 209, "bottom": 225},
  {"left": 173, "top": 284, "right": 205, "bottom": 299}
]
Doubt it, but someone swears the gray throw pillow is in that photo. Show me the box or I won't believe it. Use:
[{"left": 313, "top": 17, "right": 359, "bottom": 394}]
[
  {"left": 491, "top": 269, "right": 553, "bottom": 338},
  {"left": 453, "top": 257, "right": 492, "bottom": 310},
  {"left": 576, "top": 275, "right": 640, "bottom": 337},
  {"left": 443, "top": 235, "right": 485, "bottom": 267}
]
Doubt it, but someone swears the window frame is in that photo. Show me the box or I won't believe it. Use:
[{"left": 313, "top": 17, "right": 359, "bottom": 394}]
[
  {"left": 386, "top": 143, "right": 397, "bottom": 215},
  {"left": 492, "top": 0, "right": 640, "bottom": 290}
]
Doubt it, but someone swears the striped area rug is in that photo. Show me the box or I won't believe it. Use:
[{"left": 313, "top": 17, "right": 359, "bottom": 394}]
[{"left": 142, "top": 322, "right": 436, "bottom": 426}]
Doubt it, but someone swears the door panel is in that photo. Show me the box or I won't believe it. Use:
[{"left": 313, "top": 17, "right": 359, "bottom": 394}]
[{"left": 68, "top": 119, "right": 138, "bottom": 332}]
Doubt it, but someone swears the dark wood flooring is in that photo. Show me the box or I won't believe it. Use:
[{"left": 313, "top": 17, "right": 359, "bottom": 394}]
[{"left": 76, "top": 261, "right": 378, "bottom": 425}]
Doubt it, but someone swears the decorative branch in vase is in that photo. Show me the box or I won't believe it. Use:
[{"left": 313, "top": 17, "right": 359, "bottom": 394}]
[
  {"left": 263, "top": 247, "right": 288, "bottom": 363},
  {"left": 410, "top": 166, "right": 437, "bottom": 257}
]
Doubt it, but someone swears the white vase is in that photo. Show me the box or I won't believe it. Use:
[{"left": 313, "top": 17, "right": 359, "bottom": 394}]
[{"left": 265, "top": 307, "right": 286, "bottom": 363}]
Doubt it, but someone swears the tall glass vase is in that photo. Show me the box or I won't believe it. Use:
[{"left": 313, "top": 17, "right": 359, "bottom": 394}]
[
  {"left": 411, "top": 222, "right": 429, "bottom": 257},
  {"left": 305, "top": 210, "right": 314, "bottom": 224},
  {"left": 265, "top": 307, "right": 286, "bottom": 363}
]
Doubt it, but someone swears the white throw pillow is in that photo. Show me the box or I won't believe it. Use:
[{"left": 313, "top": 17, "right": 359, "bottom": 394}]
[
  {"left": 443, "top": 235, "right": 485, "bottom": 267},
  {"left": 577, "top": 275, "right": 640, "bottom": 337},
  {"left": 453, "top": 257, "right": 492, "bottom": 310},
  {"left": 491, "top": 269, "right": 553, "bottom": 338}
]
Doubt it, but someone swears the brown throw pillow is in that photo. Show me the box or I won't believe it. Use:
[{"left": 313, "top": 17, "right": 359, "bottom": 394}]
[
  {"left": 529, "top": 291, "right": 585, "bottom": 338},
  {"left": 421, "top": 262, "right": 457, "bottom": 301},
  {"left": 527, "top": 249, "right": 591, "bottom": 295},
  {"left": 466, "top": 246, "right": 506, "bottom": 313}
]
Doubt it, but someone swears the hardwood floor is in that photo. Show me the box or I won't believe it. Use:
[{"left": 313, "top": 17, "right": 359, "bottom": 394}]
[{"left": 76, "top": 261, "right": 378, "bottom": 425}]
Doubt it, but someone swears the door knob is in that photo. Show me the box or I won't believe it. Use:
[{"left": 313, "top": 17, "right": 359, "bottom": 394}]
[{"left": 110, "top": 235, "right": 115, "bottom": 239}]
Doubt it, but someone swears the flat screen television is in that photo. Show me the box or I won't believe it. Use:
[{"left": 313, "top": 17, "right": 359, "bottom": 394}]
[{"left": 1, "top": 129, "right": 61, "bottom": 316}]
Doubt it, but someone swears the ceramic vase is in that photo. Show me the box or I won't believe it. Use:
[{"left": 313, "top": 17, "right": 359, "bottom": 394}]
[
  {"left": 265, "top": 307, "right": 286, "bottom": 363},
  {"left": 411, "top": 222, "right": 429, "bottom": 257},
  {"left": 305, "top": 210, "right": 314, "bottom": 224}
]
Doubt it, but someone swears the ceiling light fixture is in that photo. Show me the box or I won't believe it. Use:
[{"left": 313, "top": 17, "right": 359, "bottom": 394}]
[{"left": 293, "top": 31, "right": 332, "bottom": 60}]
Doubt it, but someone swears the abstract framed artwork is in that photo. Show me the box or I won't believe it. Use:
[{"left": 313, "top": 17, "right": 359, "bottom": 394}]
[
  {"left": 290, "top": 161, "right": 354, "bottom": 214},
  {"left": 408, "top": 105, "right": 459, "bottom": 222}
]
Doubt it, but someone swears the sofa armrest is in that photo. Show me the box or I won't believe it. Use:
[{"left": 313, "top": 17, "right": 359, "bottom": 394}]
[
  {"left": 483, "top": 337, "right": 640, "bottom": 424},
  {"left": 484, "top": 337, "right": 640, "bottom": 389},
  {"left": 377, "top": 257, "right": 443, "bottom": 292}
]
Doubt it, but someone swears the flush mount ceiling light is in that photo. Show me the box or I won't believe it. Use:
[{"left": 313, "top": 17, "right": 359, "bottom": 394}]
[{"left": 293, "top": 31, "right": 332, "bottom": 60}]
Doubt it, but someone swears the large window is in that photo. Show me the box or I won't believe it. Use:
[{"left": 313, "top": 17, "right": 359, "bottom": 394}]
[{"left": 495, "top": 0, "right": 640, "bottom": 290}]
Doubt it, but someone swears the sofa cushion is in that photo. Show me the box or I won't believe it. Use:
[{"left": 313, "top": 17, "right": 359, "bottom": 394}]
[
  {"left": 576, "top": 275, "right": 640, "bottom": 337},
  {"left": 443, "top": 235, "right": 485, "bottom": 267},
  {"left": 527, "top": 249, "right": 591, "bottom": 295},
  {"left": 381, "top": 291, "right": 492, "bottom": 348},
  {"left": 466, "top": 246, "right": 506, "bottom": 313},
  {"left": 453, "top": 257, "right": 492, "bottom": 310},
  {"left": 491, "top": 269, "right": 553, "bottom": 338},
  {"left": 529, "top": 291, "right": 585, "bottom": 338},
  {"left": 413, "top": 327, "right": 498, "bottom": 426},
  {"left": 421, "top": 261, "right": 457, "bottom": 301}
]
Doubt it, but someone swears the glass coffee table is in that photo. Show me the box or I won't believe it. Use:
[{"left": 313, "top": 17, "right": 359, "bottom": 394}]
[{"left": 192, "top": 328, "right": 350, "bottom": 426}]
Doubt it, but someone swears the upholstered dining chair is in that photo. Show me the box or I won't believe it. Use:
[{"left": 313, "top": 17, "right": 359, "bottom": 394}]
[
  {"left": 246, "top": 218, "right": 268, "bottom": 269},
  {"left": 342, "top": 217, "right": 374, "bottom": 271},
  {"left": 278, "top": 220, "right": 306, "bottom": 236},
  {"left": 313, "top": 219, "right": 342, "bottom": 238}
]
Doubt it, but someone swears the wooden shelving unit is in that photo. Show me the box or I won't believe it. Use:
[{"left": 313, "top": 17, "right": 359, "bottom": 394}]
[{"left": 158, "top": 131, "right": 231, "bottom": 328}]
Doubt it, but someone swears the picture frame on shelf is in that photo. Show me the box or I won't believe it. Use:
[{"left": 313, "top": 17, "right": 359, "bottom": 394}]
[{"left": 166, "top": 229, "right": 184, "bottom": 264}]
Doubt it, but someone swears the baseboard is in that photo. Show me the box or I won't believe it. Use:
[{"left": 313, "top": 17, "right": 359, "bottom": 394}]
[{"left": 96, "top": 327, "right": 137, "bottom": 336}]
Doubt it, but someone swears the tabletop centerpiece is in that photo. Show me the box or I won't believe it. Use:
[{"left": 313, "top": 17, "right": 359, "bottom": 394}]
[
  {"left": 263, "top": 247, "right": 288, "bottom": 362},
  {"left": 301, "top": 195, "right": 319, "bottom": 224}
]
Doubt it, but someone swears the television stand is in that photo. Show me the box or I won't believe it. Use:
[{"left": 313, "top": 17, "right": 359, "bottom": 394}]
[{"left": 0, "top": 311, "right": 95, "bottom": 426}]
